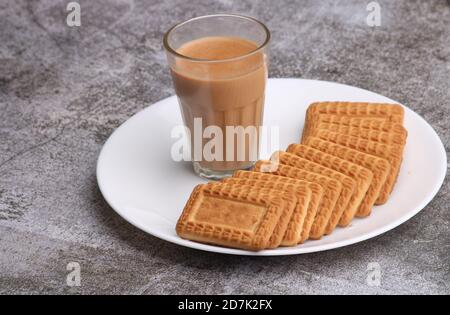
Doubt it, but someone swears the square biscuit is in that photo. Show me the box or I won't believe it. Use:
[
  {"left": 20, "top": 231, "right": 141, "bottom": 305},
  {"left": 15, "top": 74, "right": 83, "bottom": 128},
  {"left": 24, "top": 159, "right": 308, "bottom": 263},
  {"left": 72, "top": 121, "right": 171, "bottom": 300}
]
[
  {"left": 313, "top": 130, "right": 405, "bottom": 204},
  {"left": 254, "top": 159, "right": 344, "bottom": 240},
  {"left": 208, "top": 182, "right": 298, "bottom": 249},
  {"left": 222, "top": 176, "right": 313, "bottom": 247},
  {"left": 300, "top": 137, "right": 391, "bottom": 217},
  {"left": 231, "top": 171, "right": 324, "bottom": 245},
  {"left": 304, "top": 102, "right": 404, "bottom": 138},
  {"left": 308, "top": 114, "right": 406, "bottom": 136},
  {"left": 306, "top": 101, "right": 404, "bottom": 123},
  {"left": 305, "top": 114, "right": 405, "bottom": 131},
  {"left": 280, "top": 148, "right": 372, "bottom": 229},
  {"left": 309, "top": 121, "right": 407, "bottom": 145},
  {"left": 176, "top": 183, "right": 296, "bottom": 251},
  {"left": 274, "top": 150, "right": 360, "bottom": 233},
  {"left": 302, "top": 114, "right": 394, "bottom": 140}
]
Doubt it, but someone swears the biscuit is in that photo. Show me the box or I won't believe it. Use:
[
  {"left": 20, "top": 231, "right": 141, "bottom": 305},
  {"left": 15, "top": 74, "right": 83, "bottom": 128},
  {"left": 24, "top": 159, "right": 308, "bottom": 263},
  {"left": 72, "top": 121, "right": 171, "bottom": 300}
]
[
  {"left": 309, "top": 122, "right": 407, "bottom": 145},
  {"left": 254, "top": 160, "right": 344, "bottom": 240},
  {"left": 304, "top": 102, "right": 404, "bottom": 138},
  {"left": 302, "top": 114, "right": 390, "bottom": 139},
  {"left": 279, "top": 148, "right": 372, "bottom": 229},
  {"left": 211, "top": 182, "right": 298, "bottom": 249},
  {"left": 222, "top": 176, "right": 313, "bottom": 246},
  {"left": 300, "top": 137, "right": 391, "bottom": 216},
  {"left": 176, "top": 183, "right": 297, "bottom": 251},
  {"left": 310, "top": 114, "right": 389, "bottom": 128},
  {"left": 313, "top": 130, "right": 405, "bottom": 203},
  {"left": 308, "top": 114, "right": 406, "bottom": 132},
  {"left": 306, "top": 101, "right": 404, "bottom": 122},
  {"left": 231, "top": 171, "right": 324, "bottom": 245}
]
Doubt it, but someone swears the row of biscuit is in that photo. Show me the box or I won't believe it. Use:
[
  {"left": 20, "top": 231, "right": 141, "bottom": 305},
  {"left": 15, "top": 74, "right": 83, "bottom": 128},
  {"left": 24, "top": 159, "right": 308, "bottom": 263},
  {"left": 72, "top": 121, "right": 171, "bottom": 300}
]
[{"left": 176, "top": 102, "right": 408, "bottom": 251}]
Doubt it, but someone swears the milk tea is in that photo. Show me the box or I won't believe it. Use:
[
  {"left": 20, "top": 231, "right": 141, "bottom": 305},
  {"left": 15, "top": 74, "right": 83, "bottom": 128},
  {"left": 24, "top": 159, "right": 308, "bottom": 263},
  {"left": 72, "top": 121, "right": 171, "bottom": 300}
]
[{"left": 171, "top": 36, "right": 267, "bottom": 172}]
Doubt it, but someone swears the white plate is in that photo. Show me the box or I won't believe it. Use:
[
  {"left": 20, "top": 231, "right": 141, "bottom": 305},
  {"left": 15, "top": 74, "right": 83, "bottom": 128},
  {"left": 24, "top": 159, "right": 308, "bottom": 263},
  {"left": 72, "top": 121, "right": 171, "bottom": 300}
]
[{"left": 96, "top": 78, "right": 447, "bottom": 256}]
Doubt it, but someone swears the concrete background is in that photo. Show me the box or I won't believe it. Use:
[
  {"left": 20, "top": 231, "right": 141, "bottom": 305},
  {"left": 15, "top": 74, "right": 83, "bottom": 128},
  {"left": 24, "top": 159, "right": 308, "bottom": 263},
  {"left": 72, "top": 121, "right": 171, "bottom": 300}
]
[{"left": 0, "top": 0, "right": 449, "bottom": 294}]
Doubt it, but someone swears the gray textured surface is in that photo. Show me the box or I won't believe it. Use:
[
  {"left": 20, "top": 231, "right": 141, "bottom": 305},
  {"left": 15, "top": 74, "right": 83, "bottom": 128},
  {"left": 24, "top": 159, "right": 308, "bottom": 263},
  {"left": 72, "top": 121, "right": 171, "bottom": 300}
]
[{"left": 0, "top": 0, "right": 449, "bottom": 295}]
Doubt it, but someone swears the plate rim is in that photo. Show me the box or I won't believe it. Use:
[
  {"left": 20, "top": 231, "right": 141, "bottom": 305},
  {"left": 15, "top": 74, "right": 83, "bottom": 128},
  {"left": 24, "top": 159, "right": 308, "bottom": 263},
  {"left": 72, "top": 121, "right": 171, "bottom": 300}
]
[{"left": 96, "top": 78, "right": 447, "bottom": 256}]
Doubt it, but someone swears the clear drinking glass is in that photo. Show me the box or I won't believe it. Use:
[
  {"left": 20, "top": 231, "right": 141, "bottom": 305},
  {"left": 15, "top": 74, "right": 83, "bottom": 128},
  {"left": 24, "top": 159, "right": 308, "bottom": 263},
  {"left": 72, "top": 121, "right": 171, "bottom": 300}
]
[{"left": 164, "top": 14, "right": 270, "bottom": 179}]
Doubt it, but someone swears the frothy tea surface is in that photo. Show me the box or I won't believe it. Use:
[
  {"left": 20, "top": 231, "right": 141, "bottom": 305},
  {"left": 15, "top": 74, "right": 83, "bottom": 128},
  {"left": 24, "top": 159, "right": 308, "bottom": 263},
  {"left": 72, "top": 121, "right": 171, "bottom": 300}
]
[{"left": 177, "top": 36, "right": 258, "bottom": 60}]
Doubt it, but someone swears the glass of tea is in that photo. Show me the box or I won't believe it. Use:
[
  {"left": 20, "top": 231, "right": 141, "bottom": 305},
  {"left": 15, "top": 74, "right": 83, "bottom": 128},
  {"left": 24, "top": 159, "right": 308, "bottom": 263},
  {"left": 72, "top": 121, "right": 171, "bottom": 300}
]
[{"left": 164, "top": 14, "right": 270, "bottom": 179}]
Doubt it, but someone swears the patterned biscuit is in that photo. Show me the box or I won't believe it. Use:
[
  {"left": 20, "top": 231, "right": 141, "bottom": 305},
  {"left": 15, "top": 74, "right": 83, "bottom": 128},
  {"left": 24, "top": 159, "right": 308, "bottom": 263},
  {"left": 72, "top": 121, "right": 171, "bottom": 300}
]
[
  {"left": 210, "top": 182, "right": 298, "bottom": 249},
  {"left": 313, "top": 130, "right": 405, "bottom": 204},
  {"left": 280, "top": 148, "right": 372, "bottom": 229},
  {"left": 176, "top": 182, "right": 296, "bottom": 251},
  {"left": 309, "top": 122, "right": 407, "bottom": 145},
  {"left": 222, "top": 176, "right": 312, "bottom": 247},
  {"left": 299, "top": 137, "right": 391, "bottom": 216},
  {"left": 254, "top": 160, "right": 344, "bottom": 240},
  {"left": 304, "top": 102, "right": 404, "bottom": 138},
  {"left": 308, "top": 114, "right": 405, "bottom": 130},
  {"left": 311, "top": 114, "right": 390, "bottom": 127},
  {"left": 306, "top": 101, "right": 404, "bottom": 123},
  {"left": 231, "top": 171, "right": 324, "bottom": 245},
  {"left": 303, "top": 115, "right": 386, "bottom": 140}
]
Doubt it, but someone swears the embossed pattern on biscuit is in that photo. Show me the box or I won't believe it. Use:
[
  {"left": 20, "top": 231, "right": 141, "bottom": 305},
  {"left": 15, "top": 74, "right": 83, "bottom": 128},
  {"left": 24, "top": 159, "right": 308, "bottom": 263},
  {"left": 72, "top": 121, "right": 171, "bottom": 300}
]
[
  {"left": 310, "top": 122, "right": 407, "bottom": 145},
  {"left": 307, "top": 101, "right": 404, "bottom": 121},
  {"left": 299, "top": 137, "right": 391, "bottom": 216},
  {"left": 312, "top": 114, "right": 389, "bottom": 128},
  {"left": 176, "top": 183, "right": 295, "bottom": 251},
  {"left": 223, "top": 177, "right": 312, "bottom": 247},
  {"left": 232, "top": 171, "right": 325, "bottom": 245},
  {"left": 276, "top": 149, "right": 370, "bottom": 230},
  {"left": 303, "top": 114, "right": 388, "bottom": 140},
  {"left": 303, "top": 102, "right": 405, "bottom": 140},
  {"left": 307, "top": 114, "right": 407, "bottom": 131},
  {"left": 313, "top": 130, "right": 405, "bottom": 204},
  {"left": 208, "top": 182, "right": 298, "bottom": 249},
  {"left": 253, "top": 161, "right": 343, "bottom": 241}
]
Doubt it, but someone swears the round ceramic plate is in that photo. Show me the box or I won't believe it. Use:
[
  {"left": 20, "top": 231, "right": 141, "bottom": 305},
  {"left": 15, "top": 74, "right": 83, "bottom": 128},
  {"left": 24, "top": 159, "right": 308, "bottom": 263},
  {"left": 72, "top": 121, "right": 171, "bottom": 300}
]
[{"left": 96, "top": 78, "right": 447, "bottom": 256}]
